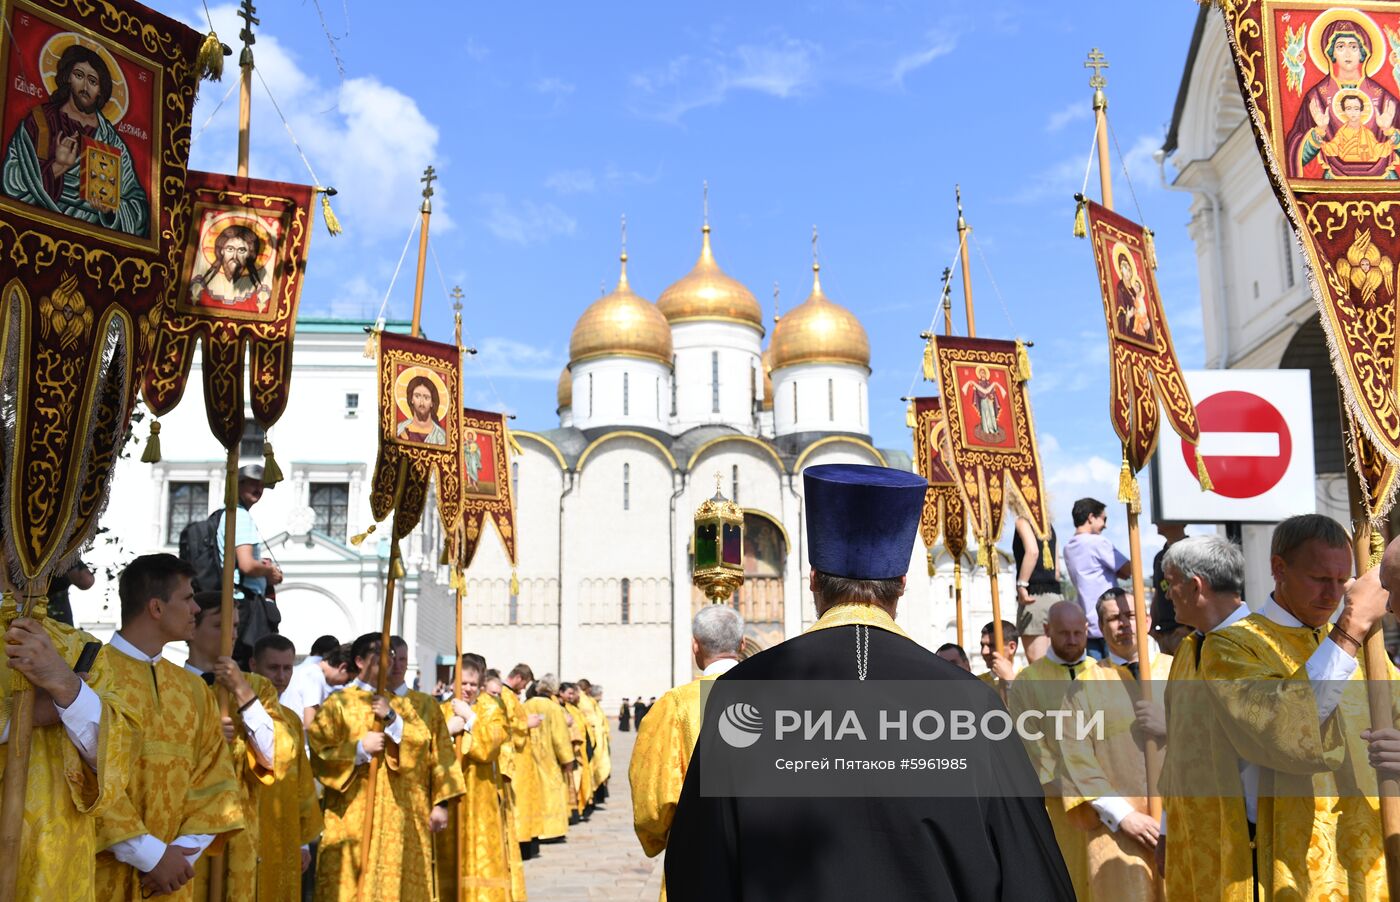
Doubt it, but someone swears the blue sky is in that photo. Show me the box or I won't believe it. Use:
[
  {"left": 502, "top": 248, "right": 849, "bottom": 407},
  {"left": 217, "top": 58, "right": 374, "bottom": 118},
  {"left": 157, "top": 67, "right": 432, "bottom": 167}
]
[{"left": 173, "top": 0, "right": 1208, "bottom": 552}]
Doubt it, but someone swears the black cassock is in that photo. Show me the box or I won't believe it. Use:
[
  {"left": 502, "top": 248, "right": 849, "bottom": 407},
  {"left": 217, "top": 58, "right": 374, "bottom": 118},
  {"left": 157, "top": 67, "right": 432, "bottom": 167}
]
[{"left": 664, "top": 622, "right": 1076, "bottom": 901}]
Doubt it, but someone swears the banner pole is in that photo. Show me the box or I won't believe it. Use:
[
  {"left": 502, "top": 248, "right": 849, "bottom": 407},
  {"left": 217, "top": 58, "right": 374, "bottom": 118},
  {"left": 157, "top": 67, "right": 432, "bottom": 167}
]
[
  {"left": 1087, "top": 49, "right": 1161, "bottom": 895},
  {"left": 454, "top": 570, "right": 466, "bottom": 902},
  {"left": 411, "top": 167, "right": 436, "bottom": 337},
  {"left": 956, "top": 186, "right": 975, "bottom": 338}
]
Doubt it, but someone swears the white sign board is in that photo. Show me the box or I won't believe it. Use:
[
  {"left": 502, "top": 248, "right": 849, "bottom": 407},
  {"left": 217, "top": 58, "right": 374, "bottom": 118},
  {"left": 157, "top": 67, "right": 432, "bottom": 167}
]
[{"left": 1149, "top": 369, "right": 1315, "bottom": 523}]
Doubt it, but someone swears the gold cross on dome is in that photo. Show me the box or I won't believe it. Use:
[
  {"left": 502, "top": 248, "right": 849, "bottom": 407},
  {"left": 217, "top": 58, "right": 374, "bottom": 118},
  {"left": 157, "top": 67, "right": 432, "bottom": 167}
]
[
  {"left": 1085, "top": 48, "right": 1109, "bottom": 90},
  {"left": 421, "top": 165, "right": 437, "bottom": 200},
  {"left": 714, "top": 470, "right": 724, "bottom": 495},
  {"left": 450, "top": 285, "right": 464, "bottom": 313}
]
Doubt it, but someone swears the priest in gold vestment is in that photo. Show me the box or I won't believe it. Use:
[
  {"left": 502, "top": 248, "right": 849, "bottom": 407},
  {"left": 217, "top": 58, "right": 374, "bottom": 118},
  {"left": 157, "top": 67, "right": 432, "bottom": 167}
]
[
  {"left": 483, "top": 669, "right": 530, "bottom": 899},
  {"left": 523, "top": 674, "right": 574, "bottom": 842},
  {"left": 94, "top": 554, "right": 244, "bottom": 900},
  {"left": 1007, "top": 601, "right": 1095, "bottom": 901},
  {"left": 561, "top": 683, "right": 594, "bottom": 819},
  {"left": 250, "top": 634, "right": 324, "bottom": 901},
  {"left": 1201, "top": 515, "right": 1394, "bottom": 900},
  {"left": 577, "top": 679, "right": 611, "bottom": 800},
  {"left": 309, "top": 632, "right": 464, "bottom": 901},
  {"left": 1058, "top": 588, "right": 1170, "bottom": 902},
  {"left": 630, "top": 605, "right": 744, "bottom": 902},
  {"left": 435, "top": 656, "right": 514, "bottom": 901},
  {"left": 1156, "top": 535, "right": 1254, "bottom": 902},
  {"left": 503, "top": 664, "right": 545, "bottom": 859},
  {"left": 0, "top": 601, "right": 138, "bottom": 901},
  {"left": 185, "top": 591, "right": 291, "bottom": 902}
]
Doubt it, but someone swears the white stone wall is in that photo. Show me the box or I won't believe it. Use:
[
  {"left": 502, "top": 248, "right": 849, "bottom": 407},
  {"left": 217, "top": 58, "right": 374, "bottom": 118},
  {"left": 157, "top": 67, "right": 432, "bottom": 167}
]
[
  {"left": 669, "top": 320, "right": 764, "bottom": 434},
  {"left": 568, "top": 356, "right": 671, "bottom": 432},
  {"left": 770, "top": 362, "right": 870, "bottom": 437}
]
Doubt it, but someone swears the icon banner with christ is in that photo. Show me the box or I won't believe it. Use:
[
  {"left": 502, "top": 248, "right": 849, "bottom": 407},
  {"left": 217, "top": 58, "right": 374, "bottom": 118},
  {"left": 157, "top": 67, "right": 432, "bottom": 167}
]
[{"left": 928, "top": 335, "right": 1052, "bottom": 549}]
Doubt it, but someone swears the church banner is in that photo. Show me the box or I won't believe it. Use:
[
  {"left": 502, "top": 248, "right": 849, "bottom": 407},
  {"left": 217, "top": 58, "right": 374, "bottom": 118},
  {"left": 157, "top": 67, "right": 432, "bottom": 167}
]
[
  {"left": 1215, "top": 0, "right": 1400, "bottom": 516},
  {"left": 143, "top": 171, "right": 315, "bottom": 450},
  {"left": 928, "top": 335, "right": 1052, "bottom": 553},
  {"left": 368, "top": 330, "right": 464, "bottom": 541},
  {"left": 454, "top": 408, "right": 518, "bottom": 571},
  {"left": 0, "top": 0, "right": 206, "bottom": 587},
  {"left": 911, "top": 397, "right": 967, "bottom": 572},
  {"left": 1083, "top": 200, "right": 1208, "bottom": 502}
]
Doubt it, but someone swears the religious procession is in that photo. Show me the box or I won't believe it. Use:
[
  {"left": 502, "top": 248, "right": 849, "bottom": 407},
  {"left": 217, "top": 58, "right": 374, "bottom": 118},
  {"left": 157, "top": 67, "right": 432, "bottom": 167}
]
[{"left": 9, "top": 0, "right": 1400, "bottom": 899}]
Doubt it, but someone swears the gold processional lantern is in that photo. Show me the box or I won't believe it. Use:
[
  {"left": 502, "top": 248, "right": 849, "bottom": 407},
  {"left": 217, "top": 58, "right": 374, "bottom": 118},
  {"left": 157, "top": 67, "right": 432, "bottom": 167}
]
[{"left": 693, "top": 476, "right": 744, "bottom": 603}]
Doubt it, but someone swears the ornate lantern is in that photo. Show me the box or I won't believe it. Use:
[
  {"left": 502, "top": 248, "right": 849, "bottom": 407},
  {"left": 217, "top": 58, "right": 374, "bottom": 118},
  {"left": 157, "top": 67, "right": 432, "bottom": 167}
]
[{"left": 693, "top": 475, "right": 744, "bottom": 603}]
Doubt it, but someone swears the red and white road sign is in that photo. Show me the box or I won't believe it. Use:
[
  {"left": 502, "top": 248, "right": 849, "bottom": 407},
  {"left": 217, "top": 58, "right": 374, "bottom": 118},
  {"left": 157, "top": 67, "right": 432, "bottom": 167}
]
[{"left": 1151, "top": 370, "right": 1315, "bottom": 523}]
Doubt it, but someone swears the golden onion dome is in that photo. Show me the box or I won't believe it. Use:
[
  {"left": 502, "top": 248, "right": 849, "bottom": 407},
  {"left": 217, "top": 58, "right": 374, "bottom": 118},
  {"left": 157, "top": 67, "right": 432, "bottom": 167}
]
[
  {"left": 656, "top": 224, "right": 764, "bottom": 333},
  {"left": 568, "top": 253, "right": 673, "bottom": 366},
  {"left": 760, "top": 347, "right": 774, "bottom": 410},
  {"left": 557, "top": 366, "right": 572, "bottom": 410},
  {"left": 768, "top": 262, "right": 870, "bottom": 371}
]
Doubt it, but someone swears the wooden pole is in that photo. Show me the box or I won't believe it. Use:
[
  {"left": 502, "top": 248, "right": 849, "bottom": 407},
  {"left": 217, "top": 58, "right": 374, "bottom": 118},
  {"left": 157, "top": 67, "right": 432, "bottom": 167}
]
[
  {"left": 357, "top": 535, "right": 402, "bottom": 900},
  {"left": 1087, "top": 49, "right": 1161, "bottom": 893},
  {"left": 941, "top": 272, "right": 965, "bottom": 650},
  {"left": 454, "top": 574, "right": 466, "bottom": 902},
  {"left": 955, "top": 187, "right": 975, "bottom": 338},
  {"left": 0, "top": 582, "right": 47, "bottom": 902},
  {"left": 411, "top": 166, "right": 436, "bottom": 337},
  {"left": 1343, "top": 432, "right": 1400, "bottom": 897}
]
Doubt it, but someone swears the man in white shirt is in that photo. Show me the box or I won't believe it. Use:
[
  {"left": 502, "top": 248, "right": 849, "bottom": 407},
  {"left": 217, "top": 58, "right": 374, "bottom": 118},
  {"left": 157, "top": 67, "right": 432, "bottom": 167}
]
[
  {"left": 282, "top": 634, "right": 352, "bottom": 727},
  {"left": 1062, "top": 497, "right": 1131, "bottom": 659}
]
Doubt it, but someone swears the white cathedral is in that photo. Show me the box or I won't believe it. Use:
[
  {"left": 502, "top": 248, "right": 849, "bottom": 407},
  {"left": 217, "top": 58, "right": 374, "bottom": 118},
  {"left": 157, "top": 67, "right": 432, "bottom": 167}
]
[{"left": 79, "top": 218, "right": 1015, "bottom": 700}]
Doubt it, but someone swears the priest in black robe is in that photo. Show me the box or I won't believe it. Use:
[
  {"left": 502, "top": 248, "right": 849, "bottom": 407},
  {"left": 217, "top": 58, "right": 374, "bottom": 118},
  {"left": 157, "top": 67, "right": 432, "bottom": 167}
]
[{"left": 664, "top": 463, "right": 1075, "bottom": 901}]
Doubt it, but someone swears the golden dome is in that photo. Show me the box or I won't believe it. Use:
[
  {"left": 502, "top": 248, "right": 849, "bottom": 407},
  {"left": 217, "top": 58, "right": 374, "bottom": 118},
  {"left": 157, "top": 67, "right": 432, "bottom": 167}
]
[
  {"left": 657, "top": 225, "right": 764, "bottom": 333},
  {"left": 760, "top": 347, "right": 774, "bottom": 410},
  {"left": 557, "top": 366, "right": 572, "bottom": 410},
  {"left": 768, "top": 263, "right": 869, "bottom": 371},
  {"left": 568, "top": 253, "right": 673, "bottom": 366}
]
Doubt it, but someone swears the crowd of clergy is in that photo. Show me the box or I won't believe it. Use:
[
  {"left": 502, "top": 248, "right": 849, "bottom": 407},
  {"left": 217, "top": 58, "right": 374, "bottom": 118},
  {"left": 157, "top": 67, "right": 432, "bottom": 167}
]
[{"left": 0, "top": 551, "right": 613, "bottom": 901}]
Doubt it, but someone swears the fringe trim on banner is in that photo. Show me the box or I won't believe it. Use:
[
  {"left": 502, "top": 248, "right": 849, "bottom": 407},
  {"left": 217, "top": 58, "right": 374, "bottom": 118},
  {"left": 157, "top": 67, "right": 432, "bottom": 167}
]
[
  {"left": 927, "top": 550, "right": 936, "bottom": 578},
  {"left": 1073, "top": 194, "right": 1087, "bottom": 238},
  {"left": 1143, "top": 228, "right": 1159, "bottom": 270},
  {"left": 197, "top": 32, "right": 225, "bottom": 81},
  {"left": 1194, "top": 447, "right": 1214, "bottom": 492},
  {"left": 350, "top": 524, "right": 377, "bottom": 546},
  {"left": 261, "top": 442, "right": 284, "bottom": 487},
  {"left": 1041, "top": 539, "right": 1053, "bottom": 570},
  {"left": 1015, "top": 340, "right": 1032, "bottom": 382},
  {"left": 922, "top": 341, "right": 935, "bottom": 381},
  {"left": 140, "top": 420, "right": 162, "bottom": 463},
  {"left": 1117, "top": 448, "right": 1142, "bottom": 513},
  {"left": 318, "top": 190, "right": 343, "bottom": 236},
  {"left": 510, "top": 569, "right": 520, "bottom": 596}
]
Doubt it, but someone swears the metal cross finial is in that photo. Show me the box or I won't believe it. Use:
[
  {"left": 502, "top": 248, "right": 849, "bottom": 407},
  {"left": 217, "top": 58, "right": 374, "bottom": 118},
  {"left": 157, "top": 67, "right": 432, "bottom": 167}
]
[
  {"left": 955, "top": 184, "right": 963, "bottom": 216},
  {"left": 773, "top": 280, "right": 781, "bottom": 322},
  {"left": 714, "top": 470, "right": 724, "bottom": 495},
  {"left": 421, "top": 165, "right": 437, "bottom": 200},
  {"left": 450, "top": 285, "right": 464, "bottom": 313},
  {"left": 621, "top": 213, "right": 628, "bottom": 261},
  {"left": 703, "top": 180, "right": 709, "bottom": 229},
  {"left": 1085, "top": 48, "right": 1109, "bottom": 90},
  {"left": 811, "top": 225, "right": 820, "bottom": 271},
  {"left": 237, "top": 0, "right": 258, "bottom": 49}
]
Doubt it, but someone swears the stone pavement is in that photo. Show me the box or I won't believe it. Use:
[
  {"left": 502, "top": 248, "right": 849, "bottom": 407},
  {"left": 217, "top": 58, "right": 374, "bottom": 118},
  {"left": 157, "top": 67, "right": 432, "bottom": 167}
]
[{"left": 522, "top": 726, "right": 665, "bottom": 901}]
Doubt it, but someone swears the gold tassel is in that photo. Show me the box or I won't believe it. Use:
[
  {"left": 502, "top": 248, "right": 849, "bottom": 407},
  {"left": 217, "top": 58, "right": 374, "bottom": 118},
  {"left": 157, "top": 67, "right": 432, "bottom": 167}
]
[
  {"left": 196, "top": 31, "right": 224, "bottom": 81},
  {"left": 922, "top": 341, "right": 935, "bottom": 381},
  {"left": 927, "top": 550, "right": 936, "bottom": 578},
  {"left": 1117, "top": 448, "right": 1139, "bottom": 511},
  {"left": 1072, "top": 196, "right": 1087, "bottom": 238},
  {"left": 1041, "top": 538, "right": 1053, "bottom": 570},
  {"left": 261, "top": 441, "right": 284, "bottom": 487},
  {"left": 449, "top": 568, "right": 463, "bottom": 591},
  {"left": 510, "top": 569, "right": 520, "bottom": 596},
  {"left": 906, "top": 402, "right": 916, "bottom": 429},
  {"left": 438, "top": 543, "right": 451, "bottom": 567},
  {"left": 1015, "top": 340, "right": 1032, "bottom": 382},
  {"left": 391, "top": 554, "right": 406, "bottom": 580},
  {"left": 976, "top": 544, "right": 988, "bottom": 568},
  {"left": 350, "top": 523, "right": 377, "bottom": 546},
  {"left": 1194, "top": 447, "right": 1214, "bottom": 492},
  {"left": 140, "top": 420, "right": 162, "bottom": 463},
  {"left": 319, "top": 191, "right": 343, "bottom": 237},
  {"left": 1143, "top": 228, "right": 1159, "bottom": 270},
  {"left": 363, "top": 321, "right": 382, "bottom": 360}
]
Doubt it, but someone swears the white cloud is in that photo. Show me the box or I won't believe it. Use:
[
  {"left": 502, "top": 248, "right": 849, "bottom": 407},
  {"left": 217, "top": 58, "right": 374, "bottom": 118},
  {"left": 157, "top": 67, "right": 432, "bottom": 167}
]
[
  {"left": 890, "top": 33, "right": 957, "bottom": 86},
  {"left": 464, "top": 38, "right": 490, "bottom": 63},
  {"left": 544, "top": 169, "right": 597, "bottom": 195},
  {"left": 629, "top": 36, "right": 820, "bottom": 122},
  {"left": 1045, "top": 102, "right": 1090, "bottom": 133},
  {"left": 189, "top": 5, "right": 448, "bottom": 241},
  {"left": 1000, "top": 129, "right": 1164, "bottom": 205},
  {"left": 480, "top": 193, "right": 577, "bottom": 245},
  {"left": 469, "top": 337, "right": 564, "bottom": 381},
  {"left": 534, "top": 77, "right": 575, "bottom": 98}
]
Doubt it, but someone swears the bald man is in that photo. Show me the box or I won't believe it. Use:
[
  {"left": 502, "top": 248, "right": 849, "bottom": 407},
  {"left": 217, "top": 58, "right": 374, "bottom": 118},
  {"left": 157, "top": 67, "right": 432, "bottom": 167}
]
[{"left": 1008, "top": 601, "right": 1095, "bottom": 900}]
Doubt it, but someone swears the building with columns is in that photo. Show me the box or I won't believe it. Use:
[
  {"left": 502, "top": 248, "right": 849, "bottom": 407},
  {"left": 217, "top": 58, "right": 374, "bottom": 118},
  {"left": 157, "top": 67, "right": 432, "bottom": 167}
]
[{"left": 78, "top": 215, "right": 1016, "bottom": 701}]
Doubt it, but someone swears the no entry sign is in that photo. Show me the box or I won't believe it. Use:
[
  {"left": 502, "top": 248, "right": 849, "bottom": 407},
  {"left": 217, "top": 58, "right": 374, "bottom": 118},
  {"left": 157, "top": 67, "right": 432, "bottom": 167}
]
[{"left": 1150, "top": 370, "right": 1315, "bottom": 523}]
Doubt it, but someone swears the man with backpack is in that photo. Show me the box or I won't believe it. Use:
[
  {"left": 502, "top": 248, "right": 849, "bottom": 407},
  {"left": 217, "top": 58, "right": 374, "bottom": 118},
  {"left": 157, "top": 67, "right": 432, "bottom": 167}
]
[{"left": 179, "top": 464, "right": 282, "bottom": 666}]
